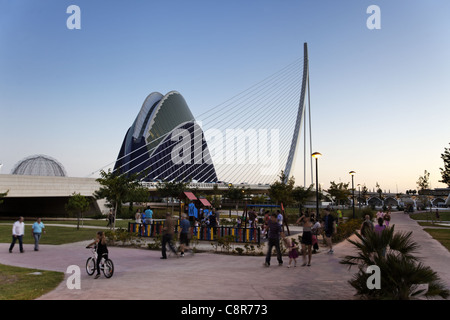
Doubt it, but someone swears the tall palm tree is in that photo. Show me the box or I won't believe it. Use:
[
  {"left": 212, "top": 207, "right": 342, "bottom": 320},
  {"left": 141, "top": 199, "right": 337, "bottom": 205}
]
[{"left": 340, "top": 226, "right": 449, "bottom": 300}]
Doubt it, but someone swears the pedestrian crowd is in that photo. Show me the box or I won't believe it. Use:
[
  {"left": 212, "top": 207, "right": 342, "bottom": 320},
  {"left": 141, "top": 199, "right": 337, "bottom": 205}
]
[
  {"left": 8, "top": 216, "right": 46, "bottom": 253},
  {"left": 5, "top": 207, "right": 342, "bottom": 275},
  {"left": 360, "top": 208, "right": 391, "bottom": 238}
]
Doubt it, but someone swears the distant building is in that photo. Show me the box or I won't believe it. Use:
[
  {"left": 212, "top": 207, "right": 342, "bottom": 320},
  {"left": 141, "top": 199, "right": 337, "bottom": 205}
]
[
  {"left": 114, "top": 91, "right": 218, "bottom": 182},
  {"left": 11, "top": 154, "right": 67, "bottom": 177}
]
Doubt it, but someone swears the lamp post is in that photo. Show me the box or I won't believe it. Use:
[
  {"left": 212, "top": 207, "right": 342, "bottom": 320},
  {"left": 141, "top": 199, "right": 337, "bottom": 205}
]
[
  {"left": 357, "top": 184, "right": 361, "bottom": 210},
  {"left": 349, "top": 171, "right": 356, "bottom": 219},
  {"left": 312, "top": 152, "right": 322, "bottom": 220}
]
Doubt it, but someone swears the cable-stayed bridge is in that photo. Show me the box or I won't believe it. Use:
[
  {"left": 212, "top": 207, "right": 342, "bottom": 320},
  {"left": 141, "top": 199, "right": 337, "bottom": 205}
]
[
  {"left": 109, "top": 43, "right": 314, "bottom": 187},
  {"left": 1, "top": 43, "right": 314, "bottom": 216}
]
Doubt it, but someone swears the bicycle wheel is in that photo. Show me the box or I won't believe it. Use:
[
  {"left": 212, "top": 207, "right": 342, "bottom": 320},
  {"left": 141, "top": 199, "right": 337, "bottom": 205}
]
[
  {"left": 86, "top": 257, "right": 96, "bottom": 276},
  {"left": 102, "top": 259, "right": 114, "bottom": 278}
]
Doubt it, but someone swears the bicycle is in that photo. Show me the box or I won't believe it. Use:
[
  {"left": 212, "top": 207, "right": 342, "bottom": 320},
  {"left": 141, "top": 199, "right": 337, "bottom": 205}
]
[{"left": 85, "top": 245, "right": 114, "bottom": 278}]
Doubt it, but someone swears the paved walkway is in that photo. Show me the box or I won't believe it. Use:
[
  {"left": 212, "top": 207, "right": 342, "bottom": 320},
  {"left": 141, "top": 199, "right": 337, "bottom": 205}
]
[{"left": 0, "top": 212, "right": 449, "bottom": 300}]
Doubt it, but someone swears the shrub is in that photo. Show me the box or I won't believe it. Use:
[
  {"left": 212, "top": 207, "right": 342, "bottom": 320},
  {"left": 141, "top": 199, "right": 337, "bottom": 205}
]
[
  {"left": 333, "top": 219, "right": 362, "bottom": 244},
  {"left": 105, "top": 228, "right": 132, "bottom": 246},
  {"left": 340, "top": 226, "right": 449, "bottom": 300}
]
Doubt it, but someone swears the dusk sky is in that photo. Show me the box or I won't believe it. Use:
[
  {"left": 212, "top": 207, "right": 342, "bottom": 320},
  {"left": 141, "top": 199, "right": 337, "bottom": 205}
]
[{"left": 1, "top": 0, "right": 449, "bottom": 193}]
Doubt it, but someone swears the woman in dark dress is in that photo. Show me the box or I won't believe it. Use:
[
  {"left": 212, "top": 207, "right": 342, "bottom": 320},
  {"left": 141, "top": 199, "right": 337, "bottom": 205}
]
[{"left": 298, "top": 213, "right": 313, "bottom": 267}]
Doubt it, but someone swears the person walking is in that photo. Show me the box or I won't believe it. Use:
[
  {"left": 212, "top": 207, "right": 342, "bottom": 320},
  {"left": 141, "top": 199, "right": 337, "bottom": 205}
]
[
  {"left": 32, "top": 217, "right": 46, "bottom": 251},
  {"left": 106, "top": 209, "right": 113, "bottom": 227},
  {"left": 323, "top": 209, "right": 336, "bottom": 254},
  {"left": 384, "top": 211, "right": 391, "bottom": 227},
  {"left": 374, "top": 218, "right": 387, "bottom": 257},
  {"left": 374, "top": 218, "right": 386, "bottom": 235},
  {"left": 161, "top": 212, "right": 178, "bottom": 259},
  {"left": 178, "top": 214, "right": 191, "bottom": 257},
  {"left": 9, "top": 216, "right": 25, "bottom": 253},
  {"left": 360, "top": 215, "right": 374, "bottom": 238},
  {"left": 264, "top": 213, "right": 283, "bottom": 267}
]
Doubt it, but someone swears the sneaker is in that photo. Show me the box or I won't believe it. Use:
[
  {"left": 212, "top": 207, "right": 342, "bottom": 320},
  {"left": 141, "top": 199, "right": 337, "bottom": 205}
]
[
  {"left": 94, "top": 274, "right": 100, "bottom": 279},
  {"left": 180, "top": 252, "right": 185, "bottom": 257},
  {"left": 263, "top": 262, "right": 270, "bottom": 267},
  {"left": 328, "top": 249, "right": 334, "bottom": 254},
  {"left": 278, "top": 262, "right": 283, "bottom": 266},
  {"left": 160, "top": 257, "right": 167, "bottom": 259}
]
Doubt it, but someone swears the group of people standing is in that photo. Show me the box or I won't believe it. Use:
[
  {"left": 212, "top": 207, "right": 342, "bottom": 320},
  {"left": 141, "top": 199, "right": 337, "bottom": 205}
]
[
  {"left": 135, "top": 206, "right": 154, "bottom": 232},
  {"left": 8, "top": 216, "right": 46, "bottom": 253},
  {"left": 264, "top": 208, "right": 337, "bottom": 268},
  {"left": 360, "top": 209, "right": 391, "bottom": 237}
]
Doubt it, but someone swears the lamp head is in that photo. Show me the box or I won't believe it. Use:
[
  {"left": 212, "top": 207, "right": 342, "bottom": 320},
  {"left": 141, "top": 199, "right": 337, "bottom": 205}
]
[{"left": 311, "top": 152, "right": 322, "bottom": 159}]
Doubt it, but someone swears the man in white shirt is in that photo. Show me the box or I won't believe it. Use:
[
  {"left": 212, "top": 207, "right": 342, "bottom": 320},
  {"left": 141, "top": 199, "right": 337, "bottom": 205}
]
[{"left": 9, "top": 216, "right": 25, "bottom": 253}]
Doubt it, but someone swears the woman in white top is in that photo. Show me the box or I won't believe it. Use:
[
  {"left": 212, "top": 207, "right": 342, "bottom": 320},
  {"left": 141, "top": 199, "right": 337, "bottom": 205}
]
[{"left": 135, "top": 209, "right": 142, "bottom": 224}]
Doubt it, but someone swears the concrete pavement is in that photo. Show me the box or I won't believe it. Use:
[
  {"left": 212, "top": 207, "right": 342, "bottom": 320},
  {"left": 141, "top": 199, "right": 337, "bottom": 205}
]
[{"left": 1, "top": 212, "right": 449, "bottom": 300}]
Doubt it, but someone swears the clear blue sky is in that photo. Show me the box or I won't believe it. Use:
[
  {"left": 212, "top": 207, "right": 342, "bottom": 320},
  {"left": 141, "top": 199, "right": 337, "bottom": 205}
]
[{"left": 1, "top": 0, "right": 449, "bottom": 192}]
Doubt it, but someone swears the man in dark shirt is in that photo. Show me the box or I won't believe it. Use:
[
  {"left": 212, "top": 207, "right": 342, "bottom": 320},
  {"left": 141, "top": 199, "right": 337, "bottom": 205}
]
[
  {"left": 178, "top": 214, "right": 192, "bottom": 257},
  {"left": 161, "top": 212, "right": 178, "bottom": 259},
  {"left": 323, "top": 209, "right": 336, "bottom": 254},
  {"left": 264, "top": 213, "right": 283, "bottom": 267}
]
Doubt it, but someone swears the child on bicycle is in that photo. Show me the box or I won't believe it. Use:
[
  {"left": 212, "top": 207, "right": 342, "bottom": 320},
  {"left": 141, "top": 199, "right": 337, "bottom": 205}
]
[{"left": 86, "top": 231, "right": 109, "bottom": 279}]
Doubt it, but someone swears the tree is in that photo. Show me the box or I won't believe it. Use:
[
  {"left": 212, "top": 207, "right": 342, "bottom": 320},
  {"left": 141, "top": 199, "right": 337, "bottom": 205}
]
[
  {"left": 223, "top": 185, "right": 246, "bottom": 214},
  {"left": 327, "top": 181, "right": 351, "bottom": 206},
  {"left": 0, "top": 189, "right": 8, "bottom": 205},
  {"left": 66, "top": 192, "right": 91, "bottom": 230},
  {"left": 361, "top": 184, "right": 369, "bottom": 205},
  {"left": 210, "top": 184, "right": 222, "bottom": 208},
  {"left": 292, "top": 184, "right": 314, "bottom": 212},
  {"left": 439, "top": 143, "right": 450, "bottom": 187},
  {"left": 268, "top": 171, "right": 295, "bottom": 207},
  {"left": 268, "top": 170, "right": 295, "bottom": 235},
  {"left": 156, "top": 180, "right": 188, "bottom": 214},
  {"left": 375, "top": 182, "right": 383, "bottom": 200},
  {"left": 94, "top": 169, "right": 145, "bottom": 230},
  {"left": 417, "top": 170, "right": 431, "bottom": 193},
  {"left": 126, "top": 187, "right": 150, "bottom": 217}
]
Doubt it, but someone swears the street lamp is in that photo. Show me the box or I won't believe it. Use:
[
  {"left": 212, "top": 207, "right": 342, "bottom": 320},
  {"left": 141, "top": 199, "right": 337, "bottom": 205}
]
[
  {"left": 312, "top": 152, "right": 322, "bottom": 220},
  {"left": 357, "top": 184, "right": 361, "bottom": 210},
  {"left": 349, "top": 171, "right": 356, "bottom": 219}
]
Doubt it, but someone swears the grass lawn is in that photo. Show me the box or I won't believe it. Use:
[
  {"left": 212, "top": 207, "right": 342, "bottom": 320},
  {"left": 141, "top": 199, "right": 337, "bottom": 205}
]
[
  {"left": 409, "top": 211, "right": 450, "bottom": 221},
  {"left": 424, "top": 228, "right": 450, "bottom": 252},
  {"left": 0, "top": 264, "right": 64, "bottom": 300},
  {"left": 0, "top": 219, "right": 130, "bottom": 229},
  {"left": 0, "top": 225, "right": 99, "bottom": 245},
  {"left": 418, "top": 222, "right": 450, "bottom": 228}
]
